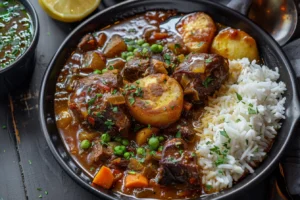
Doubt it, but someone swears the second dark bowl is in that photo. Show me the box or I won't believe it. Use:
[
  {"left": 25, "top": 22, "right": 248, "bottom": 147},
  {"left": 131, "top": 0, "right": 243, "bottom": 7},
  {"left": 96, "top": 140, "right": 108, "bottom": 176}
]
[{"left": 0, "top": 0, "right": 39, "bottom": 95}]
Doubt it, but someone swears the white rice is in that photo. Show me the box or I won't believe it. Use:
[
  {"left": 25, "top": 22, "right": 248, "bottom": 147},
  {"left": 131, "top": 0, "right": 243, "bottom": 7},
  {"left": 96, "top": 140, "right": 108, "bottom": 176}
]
[{"left": 195, "top": 58, "right": 286, "bottom": 192}]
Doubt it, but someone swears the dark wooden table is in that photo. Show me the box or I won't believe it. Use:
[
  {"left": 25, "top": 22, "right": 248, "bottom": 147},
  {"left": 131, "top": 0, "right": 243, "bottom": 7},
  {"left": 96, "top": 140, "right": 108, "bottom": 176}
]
[{"left": 0, "top": 0, "right": 298, "bottom": 199}]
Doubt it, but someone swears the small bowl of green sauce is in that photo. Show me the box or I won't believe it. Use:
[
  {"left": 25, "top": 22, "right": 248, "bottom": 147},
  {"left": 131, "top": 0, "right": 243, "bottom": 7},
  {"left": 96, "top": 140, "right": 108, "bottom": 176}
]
[{"left": 0, "top": 0, "right": 39, "bottom": 94}]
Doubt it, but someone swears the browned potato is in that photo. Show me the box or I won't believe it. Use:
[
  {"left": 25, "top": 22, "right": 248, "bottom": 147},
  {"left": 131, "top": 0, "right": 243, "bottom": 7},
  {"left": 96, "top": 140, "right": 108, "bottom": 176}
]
[
  {"left": 56, "top": 110, "right": 72, "bottom": 128},
  {"left": 96, "top": 32, "right": 107, "bottom": 47},
  {"left": 177, "top": 12, "right": 216, "bottom": 53},
  {"left": 78, "top": 131, "right": 99, "bottom": 141},
  {"left": 125, "top": 74, "right": 183, "bottom": 127},
  {"left": 82, "top": 51, "right": 106, "bottom": 70},
  {"left": 136, "top": 127, "right": 159, "bottom": 146},
  {"left": 103, "top": 35, "right": 127, "bottom": 58},
  {"left": 211, "top": 28, "right": 259, "bottom": 61},
  {"left": 151, "top": 59, "right": 168, "bottom": 74}
]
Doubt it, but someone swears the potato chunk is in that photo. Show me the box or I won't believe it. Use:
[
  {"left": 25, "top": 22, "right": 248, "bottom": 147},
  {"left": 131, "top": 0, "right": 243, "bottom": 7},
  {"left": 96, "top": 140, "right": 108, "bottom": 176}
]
[
  {"left": 177, "top": 12, "right": 216, "bottom": 53},
  {"left": 82, "top": 51, "right": 106, "bottom": 70},
  {"left": 211, "top": 28, "right": 259, "bottom": 61},
  {"left": 125, "top": 74, "right": 183, "bottom": 127},
  {"left": 103, "top": 35, "right": 127, "bottom": 58}
]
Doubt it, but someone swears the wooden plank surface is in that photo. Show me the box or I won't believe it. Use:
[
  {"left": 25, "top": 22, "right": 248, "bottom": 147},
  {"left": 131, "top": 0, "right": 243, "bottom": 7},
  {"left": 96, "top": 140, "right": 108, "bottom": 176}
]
[{"left": 0, "top": 96, "right": 26, "bottom": 200}]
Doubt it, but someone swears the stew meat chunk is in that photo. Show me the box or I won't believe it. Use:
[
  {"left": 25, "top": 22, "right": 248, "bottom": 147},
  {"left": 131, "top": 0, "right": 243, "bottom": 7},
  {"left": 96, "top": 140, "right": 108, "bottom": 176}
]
[
  {"left": 156, "top": 138, "right": 201, "bottom": 188},
  {"left": 68, "top": 71, "right": 131, "bottom": 135},
  {"left": 173, "top": 53, "right": 229, "bottom": 102}
]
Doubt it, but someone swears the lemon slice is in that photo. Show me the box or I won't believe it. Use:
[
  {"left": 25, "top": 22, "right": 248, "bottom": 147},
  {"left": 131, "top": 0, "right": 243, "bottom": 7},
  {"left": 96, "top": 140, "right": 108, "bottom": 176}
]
[{"left": 39, "top": 0, "right": 101, "bottom": 22}]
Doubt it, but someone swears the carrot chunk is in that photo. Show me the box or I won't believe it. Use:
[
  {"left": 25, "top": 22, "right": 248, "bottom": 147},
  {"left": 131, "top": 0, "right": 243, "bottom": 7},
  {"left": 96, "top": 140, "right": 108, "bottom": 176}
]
[
  {"left": 125, "top": 173, "right": 149, "bottom": 188},
  {"left": 153, "top": 32, "right": 169, "bottom": 40},
  {"left": 93, "top": 166, "right": 114, "bottom": 189}
]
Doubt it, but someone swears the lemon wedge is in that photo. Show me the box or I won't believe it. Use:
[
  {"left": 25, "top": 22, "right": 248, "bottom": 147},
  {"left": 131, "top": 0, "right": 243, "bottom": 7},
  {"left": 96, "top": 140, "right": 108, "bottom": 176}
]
[{"left": 38, "top": 0, "right": 101, "bottom": 22}]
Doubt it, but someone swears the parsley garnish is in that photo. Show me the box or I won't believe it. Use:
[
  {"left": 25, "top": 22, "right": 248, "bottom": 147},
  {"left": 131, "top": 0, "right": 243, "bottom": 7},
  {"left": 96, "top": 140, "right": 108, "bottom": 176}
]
[
  {"left": 111, "top": 89, "right": 117, "bottom": 95},
  {"left": 206, "top": 184, "right": 212, "bottom": 191},
  {"left": 129, "top": 97, "right": 135, "bottom": 105},
  {"left": 2, "top": 125, "right": 6, "bottom": 129},
  {"left": 112, "top": 107, "right": 118, "bottom": 113},
  {"left": 220, "top": 130, "right": 229, "bottom": 139},
  {"left": 203, "top": 77, "right": 213, "bottom": 88},
  {"left": 88, "top": 97, "right": 96, "bottom": 106},
  {"left": 198, "top": 42, "right": 204, "bottom": 47},
  {"left": 175, "top": 131, "right": 181, "bottom": 138},
  {"left": 210, "top": 146, "right": 221, "bottom": 155},
  {"left": 108, "top": 65, "right": 114, "bottom": 70},
  {"left": 215, "top": 156, "right": 226, "bottom": 166},
  {"left": 164, "top": 53, "right": 171, "bottom": 65},
  {"left": 104, "top": 119, "right": 114, "bottom": 129},
  {"left": 96, "top": 112, "right": 103, "bottom": 118},
  {"left": 205, "top": 58, "right": 212, "bottom": 63},
  {"left": 175, "top": 43, "right": 181, "bottom": 48},
  {"left": 134, "top": 87, "right": 143, "bottom": 97},
  {"left": 236, "top": 119, "right": 241, "bottom": 122},
  {"left": 128, "top": 28, "right": 137, "bottom": 33},
  {"left": 90, "top": 167, "right": 95, "bottom": 171},
  {"left": 236, "top": 92, "right": 242, "bottom": 101},
  {"left": 248, "top": 107, "right": 257, "bottom": 114}
]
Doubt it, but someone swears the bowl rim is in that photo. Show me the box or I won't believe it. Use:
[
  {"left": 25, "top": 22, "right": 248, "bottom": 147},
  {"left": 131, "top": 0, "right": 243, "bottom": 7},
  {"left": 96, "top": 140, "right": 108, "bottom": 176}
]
[
  {"left": 0, "top": 0, "right": 40, "bottom": 74},
  {"left": 39, "top": 0, "right": 300, "bottom": 199}
]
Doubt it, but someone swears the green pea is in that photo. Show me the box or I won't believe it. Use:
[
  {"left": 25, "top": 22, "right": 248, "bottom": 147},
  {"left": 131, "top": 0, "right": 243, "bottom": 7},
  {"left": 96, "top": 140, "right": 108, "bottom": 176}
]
[
  {"left": 158, "top": 136, "right": 164, "bottom": 142},
  {"left": 122, "top": 139, "right": 129, "bottom": 146},
  {"left": 114, "top": 136, "right": 122, "bottom": 142},
  {"left": 158, "top": 45, "right": 163, "bottom": 53},
  {"left": 137, "top": 147, "right": 145, "bottom": 155},
  {"left": 114, "top": 145, "right": 126, "bottom": 156},
  {"left": 133, "top": 48, "right": 139, "bottom": 53},
  {"left": 158, "top": 146, "right": 163, "bottom": 152},
  {"left": 102, "top": 69, "right": 108, "bottom": 73},
  {"left": 127, "top": 52, "right": 134, "bottom": 57},
  {"left": 142, "top": 48, "right": 148, "bottom": 54},
  {"left": 124, "top": 152, "right": 131, "bottom": 159},
  {"left": 101, "top": 133, "right": 111, "bottom": 143},
  {"left": 127, "top": 45, "right": 134, "bottom": 52},
  {"left": 93, "top": 69, "right": 102, "bottom": 74},
  {"left": 136, "top": 39, "right": 145, "bottom": 46},
  {"left": 148, "top": 137, "right": 160, "bottom": 150},
  {"left": 142, "top": 43, "right": 150, "bottom": 47},
  {"left": 80, "top": 140, "right": 91, "bottom": 149},
  {"left": 150, "top": 44, "right": 159, "bottom": 53},
  {"left": 121, "top": 52, "right": 127, "bottom": 59},
  {"left": 126, "top": 56, "right": 134, "bottom": 61}
]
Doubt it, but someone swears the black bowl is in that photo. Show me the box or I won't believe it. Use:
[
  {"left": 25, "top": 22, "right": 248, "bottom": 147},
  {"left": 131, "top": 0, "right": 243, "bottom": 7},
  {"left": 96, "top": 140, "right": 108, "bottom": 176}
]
[
  {"left": 0, "top": 0, "right": 39, "bottom": 94},
  {"left": 39, "top": 0, "right": 300, "bottom": 199}
]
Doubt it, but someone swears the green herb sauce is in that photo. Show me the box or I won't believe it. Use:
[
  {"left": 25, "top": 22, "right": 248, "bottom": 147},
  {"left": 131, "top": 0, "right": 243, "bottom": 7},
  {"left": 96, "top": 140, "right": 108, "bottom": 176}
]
[{"left": 0, "top": 0, "right": 33, "bottom": 69}]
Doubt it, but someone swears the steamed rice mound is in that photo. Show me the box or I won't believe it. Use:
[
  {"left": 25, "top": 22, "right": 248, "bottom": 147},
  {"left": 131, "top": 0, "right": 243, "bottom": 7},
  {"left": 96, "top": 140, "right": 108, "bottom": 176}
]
[{"left": 195, "top": 58, "right": 286, "bottom": 192}]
